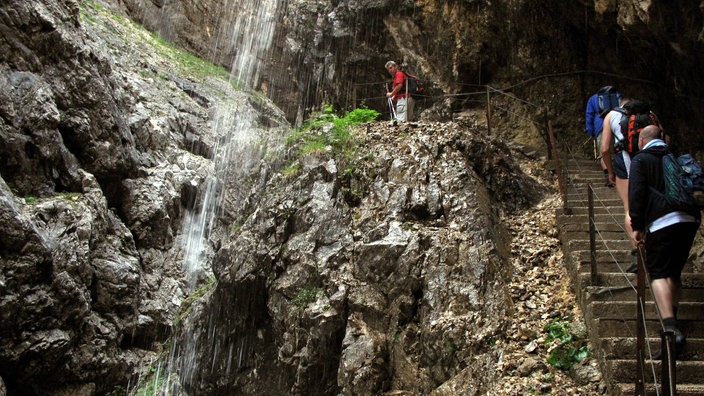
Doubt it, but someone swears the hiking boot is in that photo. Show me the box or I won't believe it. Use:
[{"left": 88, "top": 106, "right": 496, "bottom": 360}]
[
  {"left": 625, "top": 249, "right": 638, "bottom": 273},
  {"left": 651, "top": 327, "right": 686, "bottom": 360},
  {"left": 605, "top": 181, "right": 614, "bottom": 188}
]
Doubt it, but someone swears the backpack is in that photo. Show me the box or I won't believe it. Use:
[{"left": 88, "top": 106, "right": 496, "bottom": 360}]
[
  {"left": 661, "top": 152, "right": 704, "bottom": 211},
  {"left": 403, "top": 72, "right": 425, "bottom": 98},
  {"left": 616, "top": 100, "right": 660, "bottom": 154},
  {"left": 596, "top": 86, "right": 621, "bottom": 117}
]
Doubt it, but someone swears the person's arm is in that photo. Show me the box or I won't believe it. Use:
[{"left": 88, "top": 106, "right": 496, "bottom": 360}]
[
  {"left": 628, "top": 155, "right": 647, "bottom": 237},
  {"left": 601, "top": 113, "right": 615, "bottom": 182}
]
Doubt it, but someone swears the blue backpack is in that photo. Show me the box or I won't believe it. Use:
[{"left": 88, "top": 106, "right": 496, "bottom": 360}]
[
  {"left": 596, "top": 86, "right": 621, "bottom": 117},
  {"left": 661, "top": 152, "right": 704, "bottom": 211}
]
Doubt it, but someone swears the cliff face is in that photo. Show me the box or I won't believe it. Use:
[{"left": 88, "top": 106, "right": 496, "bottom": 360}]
[
  {"left": 113, "top": 0, "right": 704, "bottom": 151},
  {"left": 0, "top": 1, "right": 288, "bottom": 394},
  {"left": 1, "top": 0, "right": 702, "bottom": 395}
]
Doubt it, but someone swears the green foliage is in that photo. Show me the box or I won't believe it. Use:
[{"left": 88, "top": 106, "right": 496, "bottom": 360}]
[
  {"left": 543, "top": 317, "right": 589, "bottom": 370},
  {"left": 289, "top": 104, "right": 379, "bottom": 160},
  {"left": 292, "top": 286, "right": 321, "bottom": 309},
  {"left": 174, "top": 276, "right": 216, "bottom": 326},
  {"left": 441, "top": 338, "right": 458, "bottom": 366},
  {"left": 281, "top": 163, "right": 301, "bottom": 177},
  {"left": 79, "top": 0, "right": 233, "bottom": 85},
  {"left": 24, "top": 196, "right": 37, "bottom": 204},
  {"left": 130, "top": 369, "right": 166, "bottom": 396}
]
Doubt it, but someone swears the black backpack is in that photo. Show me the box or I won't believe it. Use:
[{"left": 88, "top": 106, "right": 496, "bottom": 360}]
[
  {"left": 615, "top": 100, "right": 660, "bottom": 154},
  {"left": 596, "top": 86, "right": 621, "bottom": 117},
  {"left": 403, "top": 72, "right": 425, "bottom": 98}
]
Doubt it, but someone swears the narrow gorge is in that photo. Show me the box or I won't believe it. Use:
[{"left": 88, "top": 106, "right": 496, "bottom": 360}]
[{"left": 1, "top": 1, "right": 703, "bottom": 395}]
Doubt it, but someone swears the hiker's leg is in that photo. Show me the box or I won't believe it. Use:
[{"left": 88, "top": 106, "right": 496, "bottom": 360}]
[
  {"left": 396, "top": 98, "right": 408, "bottom": 122},
  {"left": 651, "top": 278, "right": 675, "bottom": 318},
  {"left": 406, "top": 97, "right": 415, "bottom": 121}
]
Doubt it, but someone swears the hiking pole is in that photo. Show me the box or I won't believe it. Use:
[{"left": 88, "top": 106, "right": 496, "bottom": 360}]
[{"left": 384, "top": 84, "right": 397, "bottom": 121}]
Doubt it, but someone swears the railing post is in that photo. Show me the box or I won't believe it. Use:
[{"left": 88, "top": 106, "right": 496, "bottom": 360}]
[
  {"left": 546, "top": 118, "right": 569, "bottom": 214},
  {"left": 544, "top": 108, "right": 553, "bottom": 160},
  {"left": 485, "top": 86, "right": 492, "bottom": 135},
  {"left": 661, "top": 330, "right": 676, "bottom": 396},
  {"left": 588, "top": 184, "right": 597, "bottom": 285},
  {"left": 635, "top": 246, "right": 646, "bottom": 396}
]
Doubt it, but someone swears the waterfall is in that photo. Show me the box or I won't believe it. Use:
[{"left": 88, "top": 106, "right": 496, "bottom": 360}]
[{"left": 134, "top": 0, "right": 281, "bottom": 394}]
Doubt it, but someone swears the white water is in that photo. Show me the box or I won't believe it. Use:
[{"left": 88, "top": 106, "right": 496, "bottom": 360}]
[{"left": 136, "top": 0, "right": 282, "bottom": 394}]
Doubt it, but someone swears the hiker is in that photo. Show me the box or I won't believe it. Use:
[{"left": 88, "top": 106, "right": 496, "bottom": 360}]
[
  {"left": 629, "top": 125, "right": 701, "bottom": 357},
  {"left": 385, "top": 60, "right": 415, "bottom": 123},
  {"left": 586, "top": 86, "right": 621, "bottom": 187},
  {"left": 601, "top": 97, "right": 637, "bottom": 270}
]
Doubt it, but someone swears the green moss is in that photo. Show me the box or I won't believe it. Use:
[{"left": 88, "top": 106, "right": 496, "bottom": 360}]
[{"left": 292, "top": 286, "right": 322, "bottom": 310}]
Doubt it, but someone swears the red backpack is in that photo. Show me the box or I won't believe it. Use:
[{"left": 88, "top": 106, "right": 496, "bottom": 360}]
[{"left": 615, "top": 100, "right": 660, "bottom": 154}]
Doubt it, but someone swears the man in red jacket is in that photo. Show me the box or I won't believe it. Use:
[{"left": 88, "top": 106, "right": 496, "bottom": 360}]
[{"left": 385, "top": 60, "right": 415, "bottom": 123}]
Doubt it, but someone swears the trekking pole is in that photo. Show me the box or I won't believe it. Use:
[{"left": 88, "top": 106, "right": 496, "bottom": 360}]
[{"left": 384, "top": 84, "right": 397, "bottom": 121}]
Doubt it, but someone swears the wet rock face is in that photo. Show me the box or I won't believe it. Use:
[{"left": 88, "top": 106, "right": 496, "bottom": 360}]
[
  {"left": 0, "top": 0, "right": 288, "bottom": 394},
  {"left": 176, "top": 121, "right": 546, "bottom": 395},
  {"left": 110, "top": 0, "right": 704, "bottom": 149}
]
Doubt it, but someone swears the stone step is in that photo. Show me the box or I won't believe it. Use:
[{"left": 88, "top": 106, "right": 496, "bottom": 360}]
[
  {"left": 570, "top": 253, "right": 696, "bottom": 274},
  {"left": 617, "top": 382, "right": 704, "bottom": 396},
  {"left": 606, "top": 359, "right": 704, "bottom": 383},
  {"left": 581, "top": 273, "right": 704, "bottom": 290},
  {"left": 589, "top": 301, "right": 704, "bottom": 320},
  {"left": 569, "top": 239, "right": 633, "bottom": 251},
  {"left": 566, "top": 198, "right": 624, "bottom": 207},
  {"left": 570, "top": 250, "right": 698, "bottom": 269},
  {"left": 600, "top": 337, "right": 704, "bottom": 360},
  {"left": 584, "top": 284, "right": 704, "bottom": 303},
  {"left": 559, "top": 206, "right": 623, "bottom": 215},
  {"left": 597, "top": 319, "right": 704, "bottom": 339},
  {"left": 560, "top": 222, "right": 627, "bottom": 234},
  {"left": 557, "top": 212, "right": 627, "bottom": 223}
]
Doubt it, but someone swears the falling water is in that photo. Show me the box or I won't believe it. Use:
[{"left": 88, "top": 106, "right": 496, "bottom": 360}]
[{"left": 137, "top": 0, "right": 282, "bottom": 394}]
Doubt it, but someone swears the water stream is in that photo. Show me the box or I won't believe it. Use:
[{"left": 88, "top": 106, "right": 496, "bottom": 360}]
[{"left": 135, "top": 1, "right": 281, "bottom": 394}]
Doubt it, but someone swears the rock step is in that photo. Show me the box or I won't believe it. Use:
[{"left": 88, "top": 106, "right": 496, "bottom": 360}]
[
  {"left": 617, "top": 382, "right": 704, "bottom": 396},
  {"left": 600, "top": 337, "right": 704, "bottom": 360},
  {"left": 569, "top": 250, "right": 698, "bottom": 271},
  {"left": 560, "top": 207, "right": 625, "bottom": 215},
  {"left": 597, "top": 319, "right": 704, "bottom": 339},
  {"left": 588, "top": 301, "right": 704, "bottom": 320},
  {"left": 568, "top": 239, "right": 632, "bottom": 251},
  {"left": 559, "top": 221, "right": 628, "bottom": 232},
  {"left": 605, "top": 359, "right": 704, "bottom": 383},
  {"left": 581, "top": 273, "right": 704, "bottom": 289},
  {"left": 584, "top": 284, "right": 704, "bottom": 303},
  {"left": 571, "top": 257, "right": 696, "bottom": 275}
]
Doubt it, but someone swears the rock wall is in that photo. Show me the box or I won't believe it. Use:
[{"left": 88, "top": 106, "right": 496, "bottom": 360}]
[
  {"left": 110, "top": 0, "right": 704, "bottom": 152},
  {"left": 0, "top": 1, "right": 288, "bottom": 394},
  {"left": 171, "top": 120, "right": 547, "bottom": 395}
]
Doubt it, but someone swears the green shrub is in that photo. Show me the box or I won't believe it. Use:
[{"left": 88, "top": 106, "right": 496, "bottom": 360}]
[
  {"left": 289, "top": 104, "right": 379, "bottom": 160},
  {"left": 543, "top": 317, "right": 589, "bottom": 370},
  {"left": 292, "top": 286, "right": 321, "bottom": 309}
]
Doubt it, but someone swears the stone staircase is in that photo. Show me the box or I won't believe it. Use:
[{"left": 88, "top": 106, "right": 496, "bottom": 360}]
[{"left": 556, "top": 154, "right": 704, "bottom": 395}]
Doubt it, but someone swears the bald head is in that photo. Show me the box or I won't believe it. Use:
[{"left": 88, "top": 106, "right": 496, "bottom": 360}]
[{"left": 638, "top": 125, "right": 663, "bottom": 150}]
